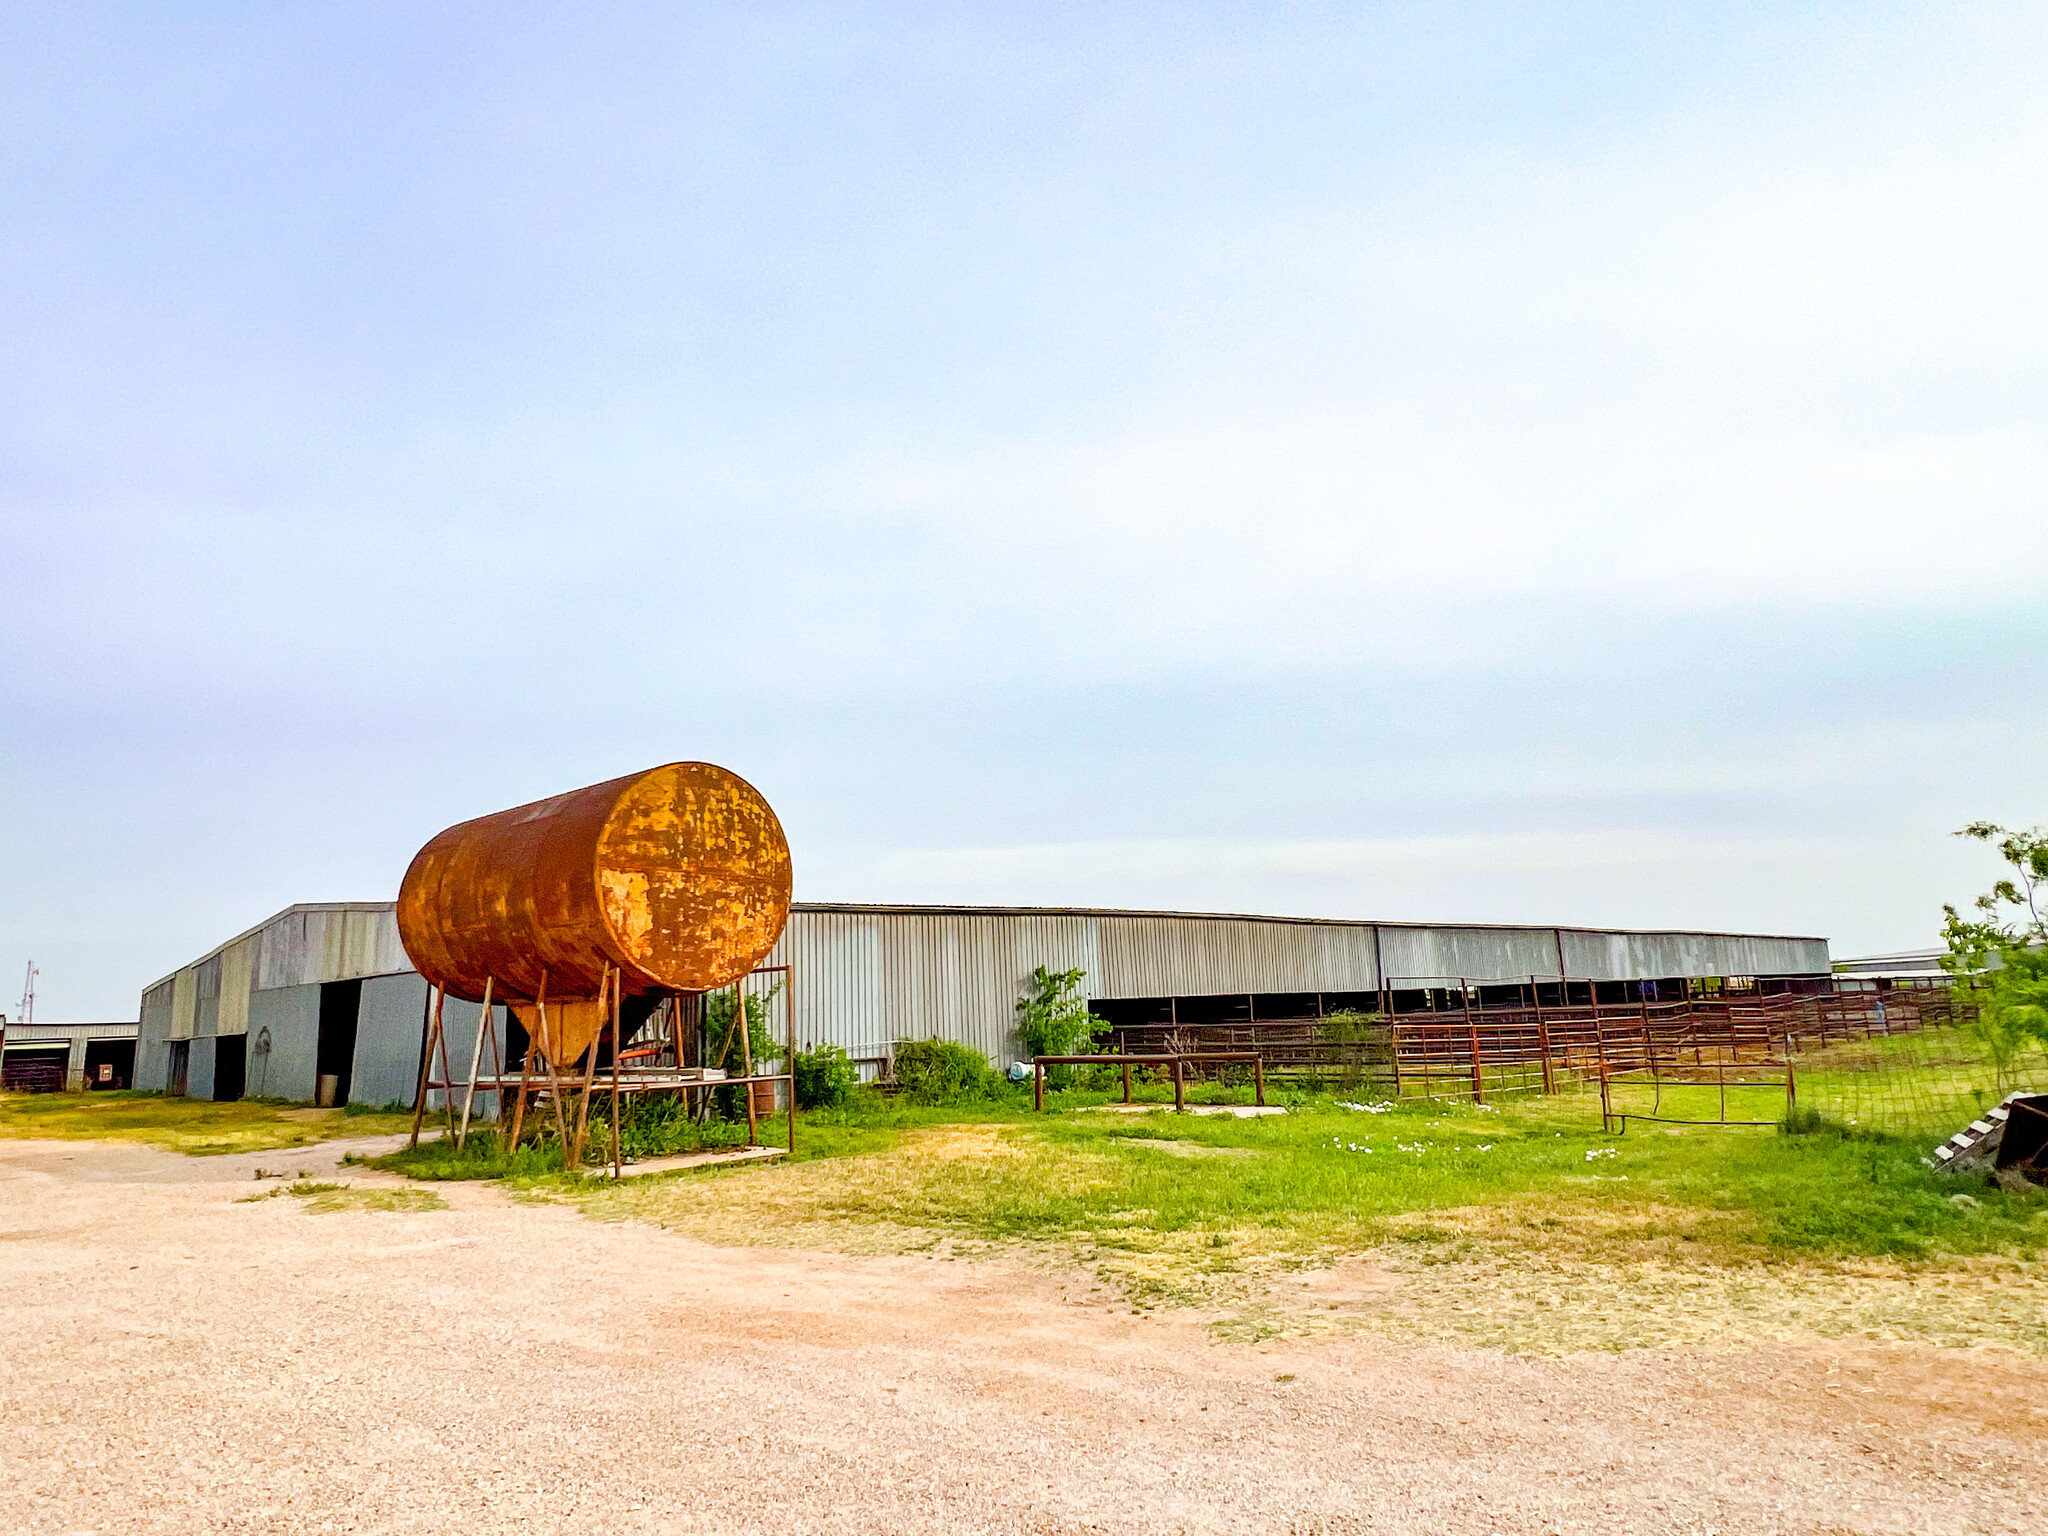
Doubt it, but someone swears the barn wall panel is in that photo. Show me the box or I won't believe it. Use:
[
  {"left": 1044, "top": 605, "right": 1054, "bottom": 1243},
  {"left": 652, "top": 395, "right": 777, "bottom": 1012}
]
[
  {"left": 1376, "top": 927, "right": 1565, "bottom": 985},
  {"left": 247, "top": 984, "right": 321, "bottom": 1101}
]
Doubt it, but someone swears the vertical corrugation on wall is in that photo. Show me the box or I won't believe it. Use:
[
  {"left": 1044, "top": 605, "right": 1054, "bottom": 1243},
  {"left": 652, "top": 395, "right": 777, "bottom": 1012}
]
[
  {"left": 305, "top": 911, "right": 336, "bottom": 986},
  {"left": 1559, "top": 930, "right": 1829, "bottom": 979},
  {"left": 169, "top": 967, "right": 197, "bottom": 1041},
  {"left": 143, "top": 900, "right": 1833, "bottom": 1078},
  {"left": 257, "top": 910, "right": 311, "bottom": 991},
  {"left": 254, "top": 916, "right": 284, "bottom": 992},
  {"left": 764, "top": 909, "right": 887, "bottom": 1058},
  {"left": 1096, "top": 916, "right": 1380, "bottom": 995},
  {"left": 194, "top": 954, "right": 222, "bottom": 1037},
  {"left": 141, "top": 980, "right": 174, "bottom": 1035},
  {"left": 1378, "top": 926, "right": 1567, "bottom": 984},
  {"left": 373, "top": 907, "right": 408, "bottom": 974},
  {"left": 765, "top": 909, "right": 1098, "bottom": 1062},
  {"left": 1557, "top": 930, "right": 1630, "bottom": 980},
  {"left": 216, "top": 938, "right": 256, "bottom": 1037},
  {"left": 137, "top": 979, "right": 177, "bottom": 1089}
]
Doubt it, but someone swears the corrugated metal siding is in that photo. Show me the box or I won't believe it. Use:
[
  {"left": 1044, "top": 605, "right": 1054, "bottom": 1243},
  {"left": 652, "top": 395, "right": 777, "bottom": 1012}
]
[
  {"left": 763, "top": 910, "right": 1097, "bottom": 1061},
  {"left": 248, "top": 983, "right": 321, "bottom": 1100},
  {"left": 1561, "top": 930, "right": 1829, "bottom": 980},
  {"left": 319, "top": 907, "right": 406, "bottom": 983},
  {"left": 763, "top": 910, "right": 885, "bottom": 1056},
  {"left": 137, "top": 980, "right": 175, "bottom": 1089},
  {"left": 880, "top": 912, "right": 1096, "bottom": 1061},
  {"left": 143, "top": 898, "right": 1833, "bottom": 1080},
  {"left": 194, "top": 953, "right": 222, "bottom": 1037},
  {"left": 217, "top": 938, "right": 255, "bottom": 1037},
  {"left": 1379, "top": 926, "right": 1565, "bottom": 984},
  {"left": 1096, "top": 916, "right": 1381, "bottom": 995},
  {"left": 141, "top": 987, "right": 175, "bottom": 1036},
  {"left": 232, "top": 905, "right": 413, "bottom": 994},
  {"left": 169, "top": 968, "right": 197, "bottom": 1041},
  {"left": 5, "top": 1022, "right": 137, "bottom": 1042},
  {"left": 255, "top": 910, "right": 316, "bottom": 991}
]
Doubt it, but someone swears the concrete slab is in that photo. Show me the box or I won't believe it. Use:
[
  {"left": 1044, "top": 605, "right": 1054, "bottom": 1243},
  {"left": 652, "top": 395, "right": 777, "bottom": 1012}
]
[
  {"left": 1069, "top": 1103, "right": 1287, "bottom": 1118},
  {"left": 594, "top": 1145, "right": 788, "bottom": 1180}
]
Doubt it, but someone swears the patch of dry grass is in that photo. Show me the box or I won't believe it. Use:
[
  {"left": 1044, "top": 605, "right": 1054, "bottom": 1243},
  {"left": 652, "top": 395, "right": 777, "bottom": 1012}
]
[
  {"left": 1205, "top": 1191, "right": 2048, "bottom": 1354},
  {"left": 0, "top": 1090, "right": 417, "bottom": 1154},
  {"left": 240, "top": 1179, "right": 448, "bottom": 1214},
  {"left": 557, "top": 1113, "right": 2048, "bottom": 1356},
  {"left": 566, "top": 1124, "right": 1121, "bottom": 1252}
]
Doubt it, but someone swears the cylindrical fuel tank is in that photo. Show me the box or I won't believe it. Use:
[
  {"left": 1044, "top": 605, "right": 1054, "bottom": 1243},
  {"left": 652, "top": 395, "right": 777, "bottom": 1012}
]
[{"left": 396, "top": 762, "right": 792, "bottom": 1005}]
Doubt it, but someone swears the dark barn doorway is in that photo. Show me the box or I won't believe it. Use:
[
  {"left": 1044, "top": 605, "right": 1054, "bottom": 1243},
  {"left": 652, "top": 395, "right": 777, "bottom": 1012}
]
[
  {"left": 211, "top": 1034, "right": 247, "bottom": 1102},
  {"left": 316, "top": 980, "right": 362, "bottom": 1107},
  {"left": 84, "top": 1038, "right": 135, "bottom": 1090}
]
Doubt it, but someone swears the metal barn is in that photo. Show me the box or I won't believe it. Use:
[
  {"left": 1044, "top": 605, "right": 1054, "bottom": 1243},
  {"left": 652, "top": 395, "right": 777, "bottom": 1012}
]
[{"left": 135, "top": 900, "right": 1829, "bottom": 1105}]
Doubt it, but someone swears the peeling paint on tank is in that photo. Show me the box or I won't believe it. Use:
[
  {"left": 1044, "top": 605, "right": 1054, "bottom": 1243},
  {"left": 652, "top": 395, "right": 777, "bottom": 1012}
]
[{"left": 396, "top": 761, "right": 794, "bottom": 1004}]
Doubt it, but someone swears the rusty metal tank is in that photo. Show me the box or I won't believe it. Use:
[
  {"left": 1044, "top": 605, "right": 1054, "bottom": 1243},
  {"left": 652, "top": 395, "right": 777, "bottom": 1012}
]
[{"left": 395, "top": 762, "right": 792, "bottom": 1017}]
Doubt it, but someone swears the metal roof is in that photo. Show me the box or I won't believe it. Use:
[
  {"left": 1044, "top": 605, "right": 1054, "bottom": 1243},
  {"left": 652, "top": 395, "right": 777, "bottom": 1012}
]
[
  {"left": 788, "top": 900, "right": 1826, "bottom": 943},
  {"left": 0, "top": 1021, "right": 138, "bottom": 1039},
  {"left": 143, "top": 897, "right": 1829, "bottom": 998},
  {"left": 141, "top": 902, "right": 399, "bottom": 994}
]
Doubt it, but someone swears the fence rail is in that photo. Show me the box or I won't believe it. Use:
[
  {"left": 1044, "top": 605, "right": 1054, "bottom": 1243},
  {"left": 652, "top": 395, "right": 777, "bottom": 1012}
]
[{"left": 1102, "top": 980, "right": 1971, "bottom": 1104}]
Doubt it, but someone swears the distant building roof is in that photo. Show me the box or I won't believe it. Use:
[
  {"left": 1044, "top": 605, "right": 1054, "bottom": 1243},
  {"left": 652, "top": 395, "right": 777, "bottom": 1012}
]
[
  {"left": 1, "top": 1020, "right": 138, "bottom": 1041},
  {"left": 1834, "top": 948, "right": 1955, "bottom": 977}
]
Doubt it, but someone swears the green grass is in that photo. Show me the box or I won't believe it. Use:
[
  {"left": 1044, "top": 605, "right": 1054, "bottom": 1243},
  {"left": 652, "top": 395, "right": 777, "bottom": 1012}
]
[
  {"left": 1055, "top": 1097, "right": 2041, "bottom": 1260},
  {"left": 1791, "top": 1030, "right": 2048, "bottom": 1140},
  {"left": 239, "top": 1178, "right": 447, "bottom": 1213},
  {"left": 0, "top": 1089, "right": 417, "bottom": 1154},
  {"left": 356, "top": 1072, "right": 2048, "bottom": 1275},
  {"left": 368, "top": 1108, "right": 904, "bottom": 1181},
  {"left": 541, "top": 1086, "right": 2048, "bottom": 1265},
  {"left": 172, "top": 1075, "right": 2048, "bottom": 1353}
]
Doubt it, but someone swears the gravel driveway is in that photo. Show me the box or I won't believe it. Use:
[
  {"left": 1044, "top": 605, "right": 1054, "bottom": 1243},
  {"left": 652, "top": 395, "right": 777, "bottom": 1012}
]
[{"left": 1, "top": 1136, "right": 2040, "bottom": 1534}]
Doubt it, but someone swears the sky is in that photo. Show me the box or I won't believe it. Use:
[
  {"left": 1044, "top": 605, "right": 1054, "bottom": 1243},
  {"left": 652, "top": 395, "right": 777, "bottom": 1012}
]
[{"left": 4, "top": 2, "right": 2045, "bottom": 1021}]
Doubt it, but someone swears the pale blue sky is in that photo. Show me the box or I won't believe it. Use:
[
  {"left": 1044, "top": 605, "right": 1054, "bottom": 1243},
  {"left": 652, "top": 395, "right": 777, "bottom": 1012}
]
[{"left": 4, "top": 3, "right": 2044, "bottom": 1019}]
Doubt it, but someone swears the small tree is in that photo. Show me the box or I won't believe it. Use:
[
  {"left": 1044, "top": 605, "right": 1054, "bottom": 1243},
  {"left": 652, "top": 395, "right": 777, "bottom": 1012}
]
[
  {"left": 1015, "top": 965, "right": 1106, "bottom": 1067},
  {"left": 703, "top": 980, "right": 784, "bottom": 1070},
  {"left": 1942, "top": 822, "right": 2048, "bottom": 1089}
]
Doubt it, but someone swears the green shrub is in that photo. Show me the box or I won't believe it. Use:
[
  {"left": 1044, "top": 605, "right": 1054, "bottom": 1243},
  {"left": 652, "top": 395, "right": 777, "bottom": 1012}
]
[
  {"left": 891, "top": 1039, "right": 1009, "bottom": 1105},
  {"left": 1318, "top": 1009, "right": 1392, "bottom": 1093},
  {"left": 1016, "top": 965, "right": 1106, "bottom": 1059},
  {"left": 794, "top": 1043, "right": 859, "bottom": 1110},
  {"left": 1016, "top": 965, "right": 1108, "bottom": 1089}
]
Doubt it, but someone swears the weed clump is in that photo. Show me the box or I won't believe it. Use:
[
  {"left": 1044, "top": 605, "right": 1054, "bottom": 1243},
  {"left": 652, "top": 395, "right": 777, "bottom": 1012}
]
[
  {"left": 891, "top": 1040, "right": 1016, "bottom": 1106},
  {"left": 794, "top": 1044, "right": 860, "bottom": 1110}
]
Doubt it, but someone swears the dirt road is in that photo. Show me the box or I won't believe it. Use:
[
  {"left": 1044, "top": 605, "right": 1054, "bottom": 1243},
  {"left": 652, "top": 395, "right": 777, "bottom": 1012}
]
[{"left": 1, "top": 1137, "right": 2040, "bottom": 1534}]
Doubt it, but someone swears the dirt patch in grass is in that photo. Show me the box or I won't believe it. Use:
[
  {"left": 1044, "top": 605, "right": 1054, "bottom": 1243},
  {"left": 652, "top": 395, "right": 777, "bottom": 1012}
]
[
  {"left": 1107, "top": 1137, "right": 1257, "bottom": 1160},
  {"left": 558, "top": 1125, "right": 2048, "bottom": 1357}
]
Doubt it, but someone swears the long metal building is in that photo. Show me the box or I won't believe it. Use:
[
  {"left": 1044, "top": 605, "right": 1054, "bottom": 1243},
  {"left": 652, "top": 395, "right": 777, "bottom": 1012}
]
[{"left": 135, "top": 900, "right": 1829, "bottom": 1104}]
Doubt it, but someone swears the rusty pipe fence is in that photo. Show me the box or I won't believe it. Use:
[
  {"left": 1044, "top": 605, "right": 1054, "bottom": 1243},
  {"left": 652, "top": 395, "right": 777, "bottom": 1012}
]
[{"left": 1104, "top": 979, "right": 1969, "bottom": 1105}]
